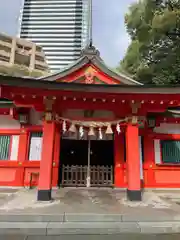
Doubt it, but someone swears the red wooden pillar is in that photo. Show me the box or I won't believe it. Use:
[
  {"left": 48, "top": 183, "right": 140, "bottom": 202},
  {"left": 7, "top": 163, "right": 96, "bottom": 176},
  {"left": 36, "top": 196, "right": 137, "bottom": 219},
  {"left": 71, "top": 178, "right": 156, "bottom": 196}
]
[
  {"left": 37, "top": 121, "right": 56, "bottom": 201},
  {"left": 143, "top": 133, "right": 155, "bottom": 187},
  {"left": 114, "top": 132, "right": 125, "bottom": 187},
  {"left": 16, "top": 128, "right": 29, "bottom": 186},
  {"left": 126, "top": 123, "right": 141, "bottom": 201},
  {"left": 52, "top": 123, "right": 61, "bottom": 187}
]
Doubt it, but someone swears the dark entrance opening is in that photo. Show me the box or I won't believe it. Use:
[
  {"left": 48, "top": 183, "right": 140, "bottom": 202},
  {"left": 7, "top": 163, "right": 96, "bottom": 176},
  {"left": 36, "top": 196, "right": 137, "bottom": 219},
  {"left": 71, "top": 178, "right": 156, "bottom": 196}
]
[
  {"left": 58, "top": 139, "right": 114, "bottom": 187},
  {"left": 90, "top": 140, "right": 114, "bottom": 187},
  {"left": 58, "top": 139, "right": 88, "bottom": 187}
]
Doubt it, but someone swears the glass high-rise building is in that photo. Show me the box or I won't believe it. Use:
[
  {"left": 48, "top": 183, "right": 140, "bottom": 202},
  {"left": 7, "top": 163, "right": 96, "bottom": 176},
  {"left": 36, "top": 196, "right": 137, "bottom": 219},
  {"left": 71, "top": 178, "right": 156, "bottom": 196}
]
[{"left": 19, "top": 0, "right": 91, "bottom": 72}]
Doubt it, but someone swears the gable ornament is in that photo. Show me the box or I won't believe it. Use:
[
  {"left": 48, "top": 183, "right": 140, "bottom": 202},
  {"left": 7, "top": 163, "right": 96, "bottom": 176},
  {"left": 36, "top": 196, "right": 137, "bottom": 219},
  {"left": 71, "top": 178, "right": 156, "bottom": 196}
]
[{"left": 84, "top": 67, "right": 96, "bottom": 84}]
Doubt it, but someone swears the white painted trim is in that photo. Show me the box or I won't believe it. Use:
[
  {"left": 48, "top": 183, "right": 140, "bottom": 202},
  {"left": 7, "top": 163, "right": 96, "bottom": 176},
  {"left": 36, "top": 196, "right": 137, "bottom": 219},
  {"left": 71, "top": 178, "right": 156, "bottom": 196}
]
[
  {"left": 154, "top": 139, "right": 161, "bottom": 164},
  {"left": 10, "top": 135, "right": 19, "bottom": 161},
  {"left": 0, "top": 186, "right": 23, "bottom": 189},
  {"left": 145, "top": 188, "right": 180, "bottom": 191},
  {"left": 139, "top": 136, "right": 143, "bottom": 179},
  {"left": 29, "top": 136, "right": 42, "bottom": 161}
]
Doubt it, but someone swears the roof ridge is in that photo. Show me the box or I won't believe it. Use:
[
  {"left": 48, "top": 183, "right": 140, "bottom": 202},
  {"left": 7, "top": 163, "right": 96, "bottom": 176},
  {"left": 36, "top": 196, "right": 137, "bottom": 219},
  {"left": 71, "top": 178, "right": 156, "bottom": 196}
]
[{"left": 38, "top": 44, "right": 142, "bottom": 85}]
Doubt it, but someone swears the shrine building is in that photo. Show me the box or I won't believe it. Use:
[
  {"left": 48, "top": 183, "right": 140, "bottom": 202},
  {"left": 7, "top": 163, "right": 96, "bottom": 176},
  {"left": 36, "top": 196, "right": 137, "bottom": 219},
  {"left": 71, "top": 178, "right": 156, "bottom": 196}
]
[{"left": 0, "top": 45, "right": 180, "bottom": 201}]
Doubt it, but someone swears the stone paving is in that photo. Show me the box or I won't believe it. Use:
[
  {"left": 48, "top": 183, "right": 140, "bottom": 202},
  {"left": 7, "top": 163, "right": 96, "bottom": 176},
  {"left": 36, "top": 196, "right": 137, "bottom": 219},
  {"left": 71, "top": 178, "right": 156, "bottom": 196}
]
[
  {"left": 1, "top": 188, "right": 180, "bottom": 234},
  {"left": 0, "top": 188, "right": 179, "bottom": 218},
  {"left": 1, "top": 234, "right": 180, "bottom": 240}
]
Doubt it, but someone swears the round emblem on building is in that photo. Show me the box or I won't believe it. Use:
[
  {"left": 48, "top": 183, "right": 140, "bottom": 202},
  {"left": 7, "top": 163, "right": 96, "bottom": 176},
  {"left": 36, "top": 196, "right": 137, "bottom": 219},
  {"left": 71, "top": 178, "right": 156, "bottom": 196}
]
[{"left": 84, "top": 67, "right": 96, "bottom": 84}]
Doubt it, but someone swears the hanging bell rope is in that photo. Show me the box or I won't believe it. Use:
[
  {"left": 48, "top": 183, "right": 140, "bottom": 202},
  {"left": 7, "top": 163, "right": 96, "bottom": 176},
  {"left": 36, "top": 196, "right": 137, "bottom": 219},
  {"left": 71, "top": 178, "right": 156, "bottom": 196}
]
[
  {"left": 79, "top": 126, "right": 84, "bottom": 138},
  {"left": 116, "top": 123, "right": 121, "bottom": 134},
  {"left": 99, "top": 127, "right": 103, "bottom": 140},
  {"left": 62, "top": 120, "right": 67, "bottom": 133},
  {"left": 55, "top": 115, "right": 145, "bottom": 136},
  {"left": 88, "top": 126, "right": 95, "bottom": 136},
  {"left": 69, "top": 123, "right": 76, "bottom": 133},
  {"left": 56, "top": 116, "right": 130, "bottom": 128},
  {"left": 105, "top": 124, "right": 113, "bottom": 135}
]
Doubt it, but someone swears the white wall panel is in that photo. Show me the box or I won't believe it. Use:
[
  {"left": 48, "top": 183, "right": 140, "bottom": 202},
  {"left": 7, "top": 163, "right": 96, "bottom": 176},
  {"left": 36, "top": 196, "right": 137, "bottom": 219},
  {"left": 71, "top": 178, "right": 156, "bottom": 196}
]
[
  {"left": 154, "top": 139, "right": 161, "bottom": 164},
  {"left": 0, "top": 116, "right": 20, "bottom": 129},
  {"left": 10, "top": 135, "right": 19, "bottom": 161},
  {"left": 29, "top": 136, "right": 42, "bottom": 161},
  {"left": 154, "top": 123, "right": 180, "bottom": 134}
]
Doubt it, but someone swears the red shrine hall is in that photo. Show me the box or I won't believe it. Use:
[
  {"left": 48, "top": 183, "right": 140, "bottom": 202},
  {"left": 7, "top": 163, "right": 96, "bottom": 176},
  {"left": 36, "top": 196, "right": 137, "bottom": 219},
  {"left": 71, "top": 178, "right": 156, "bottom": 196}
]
[{"left": 0, "top": 45, "right": 180, "bottom": 201}]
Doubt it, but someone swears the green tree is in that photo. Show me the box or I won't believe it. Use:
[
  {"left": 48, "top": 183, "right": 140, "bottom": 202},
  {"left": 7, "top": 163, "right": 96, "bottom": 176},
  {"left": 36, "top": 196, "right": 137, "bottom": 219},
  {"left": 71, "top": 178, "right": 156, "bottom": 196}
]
[{"left": 118, "top": 0, "right": 180, "bottom": 84}]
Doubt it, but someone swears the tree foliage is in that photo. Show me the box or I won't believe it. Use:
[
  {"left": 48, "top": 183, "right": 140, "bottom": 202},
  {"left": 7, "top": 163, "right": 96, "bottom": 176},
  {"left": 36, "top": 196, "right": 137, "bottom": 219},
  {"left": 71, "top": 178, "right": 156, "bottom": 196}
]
[
  {"left": 118, "top": 0, "right": 180, "bottom": 84},
  {"left": 0, "top": 64, "right": 48, "bottom": 78}
]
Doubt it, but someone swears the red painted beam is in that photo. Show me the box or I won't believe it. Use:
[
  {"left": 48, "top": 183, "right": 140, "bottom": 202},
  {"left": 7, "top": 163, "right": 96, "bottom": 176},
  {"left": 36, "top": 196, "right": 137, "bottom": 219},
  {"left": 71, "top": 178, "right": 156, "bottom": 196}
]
[
  {"left": 156, "top": 117, "right": 180, "bottom": 124},
  {"left": 57, "top": 100, "right": 125, "bottom": 112},
  {"left": 23, "top": 125, "right": 42, "bottom": 132},
  {"left": 153, "top": 133, "right": 180, "bottom": 140},
  {"left": 0, "top": 161, "right": 40, "bottom": 168},
  {"left": 3, "top": 85, "right": 180, "bottom": 102},
  {"left": 0, "top": 129, "right": 21, "bottom": 135},
  {"left": 2, "top": 85, "right": 180, "bottom": 111}
]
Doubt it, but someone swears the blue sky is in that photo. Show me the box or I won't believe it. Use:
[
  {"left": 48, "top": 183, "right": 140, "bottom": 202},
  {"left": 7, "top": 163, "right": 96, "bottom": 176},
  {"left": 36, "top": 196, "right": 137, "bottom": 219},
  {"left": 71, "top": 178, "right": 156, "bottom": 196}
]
[{"left": 0, "top": 0, "right": 136, "bottom": 67}]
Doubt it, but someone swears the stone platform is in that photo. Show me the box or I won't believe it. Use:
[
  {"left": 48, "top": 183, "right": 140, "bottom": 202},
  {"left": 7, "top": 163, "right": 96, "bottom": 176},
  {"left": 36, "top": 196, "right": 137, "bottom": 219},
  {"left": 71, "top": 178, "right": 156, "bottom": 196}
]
[{"left": 0, "top": 188, "right": 180, "bottom": 235}]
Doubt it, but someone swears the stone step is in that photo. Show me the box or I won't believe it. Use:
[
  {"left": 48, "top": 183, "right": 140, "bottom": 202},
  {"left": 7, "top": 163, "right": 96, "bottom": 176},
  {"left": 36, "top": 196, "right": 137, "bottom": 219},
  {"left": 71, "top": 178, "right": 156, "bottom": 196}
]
[
  {"left": 0, "top": 213, "right": 178, "bottom": 222},
  {"left": 0, "top": 221, "right": 180, "bottom": 235}
]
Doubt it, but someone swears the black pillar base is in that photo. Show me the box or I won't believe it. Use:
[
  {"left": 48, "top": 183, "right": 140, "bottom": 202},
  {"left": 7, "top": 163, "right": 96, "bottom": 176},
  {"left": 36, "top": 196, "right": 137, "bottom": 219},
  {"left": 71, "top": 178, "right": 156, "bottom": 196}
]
[
  {"left": 37, "top": 189, "right": 52, "bottom": 201},
  {"left": 127, "top": 189, "right": 142, "bottom": 201}
]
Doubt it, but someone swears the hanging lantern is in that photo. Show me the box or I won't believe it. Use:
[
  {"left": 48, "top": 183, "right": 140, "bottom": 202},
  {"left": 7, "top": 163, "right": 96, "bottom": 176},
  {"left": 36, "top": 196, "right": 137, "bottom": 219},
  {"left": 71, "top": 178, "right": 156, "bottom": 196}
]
[
  {"left": 62, "top": 120, "right": 67, "bottom": 133},
  {"left": 88, "top": 127, "right": 95, "bottom": 136},
  {"left": 79, "top": 126, "right": 84, "bottom": 138},
  {"left": 105, "top": 124, "right": 113, "bottom": 135},
  {"left": 69, "top": 123, "right": 76, "bottom": 133},
  {"left": 99, "top": 127, "right": 103, "bottom": 140},
  {"left": 116, "top": 123, "right": 121, "bottom": 134}
]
